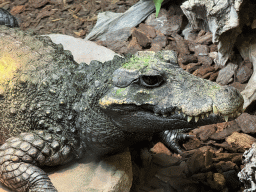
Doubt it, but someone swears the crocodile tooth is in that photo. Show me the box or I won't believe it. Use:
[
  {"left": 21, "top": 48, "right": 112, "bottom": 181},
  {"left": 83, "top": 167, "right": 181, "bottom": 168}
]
[
  {"left": 213, "top": 106, "right": 218, "bottom": 114},
  {"left": 183, "top": 113, "right": 186, "bottom": 117},
  {"left": 224, "top": 115, "right": 229, "bottom": 122},
  {"left": 163, "top": 114, "right": 167, "bottom": 117},
  {"left": 178, "top": 111, "right": 181, "bottom": 114},
  {"left": 201, "top": 114, "right": 204, "bottom": 119},
  {"left": 187, "top": 116, "right": 192, "bottom": 122},
  {"left": 155, "top": 113, "right": 159, "bottom": 116},
  {"left": 195, "top": 116, "right": 199, "bottom": 122},
  {"left": 205, "top": 113, "right": 209, "bottom": 117}
]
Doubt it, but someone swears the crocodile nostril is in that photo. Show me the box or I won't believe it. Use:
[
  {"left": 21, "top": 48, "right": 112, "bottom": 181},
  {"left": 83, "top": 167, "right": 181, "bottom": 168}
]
[{"left": 224, "top": 88, "right": 229, "bottom": 93}]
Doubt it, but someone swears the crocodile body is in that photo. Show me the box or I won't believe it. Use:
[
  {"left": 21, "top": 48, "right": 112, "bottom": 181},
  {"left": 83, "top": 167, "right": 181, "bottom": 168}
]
[{"left": 0, "top": 10, "right": 244, "bottom": 192}]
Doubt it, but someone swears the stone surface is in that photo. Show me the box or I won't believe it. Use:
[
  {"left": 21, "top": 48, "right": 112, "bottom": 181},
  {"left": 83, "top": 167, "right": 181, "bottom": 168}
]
[
  {"left": 0, "top": 150, "right": 133, "bottom": 192},
  {"left": 235, "top": 113, "right": 256, "bottom": 133},
  {"left": 145, "top": 9, "right": 183, "bottom": 36},
  {"left": 151, "top": 32, "right": 167, "bottom": 49},
  {"left": 198, "top": 55, "right": 212, "bottom": 65},
  {"left": 194, "top": 45, "right": 209, "bottom": 56},
  {"left": 216, "top": 63, "right": 238, "bottom": 85},
  {"left": 44, "top": 34, "right": 120, "bottom": 64},
  {"left": 236, "top": 65, "right": 252, "bottom": 83}
]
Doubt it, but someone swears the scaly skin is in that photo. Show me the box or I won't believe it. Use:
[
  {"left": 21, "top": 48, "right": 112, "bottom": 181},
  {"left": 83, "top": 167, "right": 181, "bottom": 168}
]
[{"left": 0, "top": 10, "right": 244, "bottom": 192}]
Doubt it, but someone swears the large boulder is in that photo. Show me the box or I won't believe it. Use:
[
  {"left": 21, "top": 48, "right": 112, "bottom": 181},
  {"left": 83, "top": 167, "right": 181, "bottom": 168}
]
[{"left": 0, "top": 150, "right": 133, "bottom": 192}]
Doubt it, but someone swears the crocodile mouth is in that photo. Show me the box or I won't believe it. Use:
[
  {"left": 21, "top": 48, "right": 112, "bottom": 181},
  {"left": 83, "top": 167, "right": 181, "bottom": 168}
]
[{"left": 104, "top": 103, "right": 244, "bottom": 129}]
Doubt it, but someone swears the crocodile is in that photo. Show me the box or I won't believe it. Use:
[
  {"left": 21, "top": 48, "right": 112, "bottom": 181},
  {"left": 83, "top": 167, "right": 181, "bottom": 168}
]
[{"left": 0, "top": 9, "right": 244, "bottom": 192}]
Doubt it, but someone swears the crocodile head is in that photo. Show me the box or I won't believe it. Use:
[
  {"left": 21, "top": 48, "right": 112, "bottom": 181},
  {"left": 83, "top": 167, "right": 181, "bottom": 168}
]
[{"left": 99, "top": 51, "right": 244, "bottom": 132}]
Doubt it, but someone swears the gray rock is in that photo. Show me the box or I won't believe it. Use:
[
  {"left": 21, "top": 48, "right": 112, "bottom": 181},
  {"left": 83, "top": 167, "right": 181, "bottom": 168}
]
[
  {"left": 145, "top": 11, "right": 183, "bottom": 35},
  {"left": 216, "top": 63, "right": 238, "bottom": 85},
  {"left": 43, "top": 34, "right": 120, "bottom": 64},
  {"left": 194, "top": 45, "right": 209, "bottom": 56},
  {"left": 235, "top": 113, "right": 256, "bottom": 134},
  {"left": 236, "top": 65, "right": 252, "bottom": 83}
]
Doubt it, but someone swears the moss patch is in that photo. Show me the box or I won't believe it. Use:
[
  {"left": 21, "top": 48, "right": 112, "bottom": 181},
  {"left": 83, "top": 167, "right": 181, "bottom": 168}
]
[{"left": 122, "top": 55, "right": 157, "bottom": 70}]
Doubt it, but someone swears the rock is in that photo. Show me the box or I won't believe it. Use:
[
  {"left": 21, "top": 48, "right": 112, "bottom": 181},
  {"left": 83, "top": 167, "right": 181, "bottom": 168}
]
[
  {"left": 151, "top": 32, "right": 167, "bottom": 48},
  {"left": 44, "top": 34, "right": 120, "bottom": 64},
  {"left": 126, "top": 36, "right": 143, "bottom": 55},
  {"left": 235, "top": 113, "right": 256, "bottom": 133},
  {"left": 216, "top": 63, "right": 238, "bottom": 85},
  {"left": 105, "top": 27, "right": 133, "bottom": 42},
  {"left": 182, "top": 27, "right": 198, "bottom": 41},
  {"left": 198, "top": 55, "right": 212, "bottom": 65},
  {"left": 208, "top": 51, "right": 218, "bottom": 60},
  {"left": 145, "top": 10, "right": 184, "bottom": 35},
  {"left": 99, "top": 40, "right": 128, "bottom": 55},
  {"left": 229, "top": 81, "right": 246, "bottom": 92},
  {"left": 194, "top": 45, "right": 209, "bottom": 56},
  {"left": 131, "top": 28, "right": 151, "bottom": 48},
  {"left": 172, "top": 33, "right": 190, "bottom": 55},
  {"left": 167, "top": 14, "right": 184, "bottom": 34},
  {"left": 209, "top": 44, "right": 218, "bottom": 52},
  {"left": 226, "top": 132, "right": 256, "bottom": 150},
  {"left": 138, "top": 23, "right": 156, "bottom": 38},
  {"left": 236, "top": 65, "right": 253, "bottom": 83},
  {"left": 210, "top": 121, "right": 241, "bottom": 140},
  {"left": 0, "top": 150, "right": 133, "bottom": 192}
]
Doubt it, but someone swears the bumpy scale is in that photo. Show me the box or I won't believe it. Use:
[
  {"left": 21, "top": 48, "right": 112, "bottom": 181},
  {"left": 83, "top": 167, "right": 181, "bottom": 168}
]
[{"left": 0, "top": 9, "right": 244, "bottom": 192}]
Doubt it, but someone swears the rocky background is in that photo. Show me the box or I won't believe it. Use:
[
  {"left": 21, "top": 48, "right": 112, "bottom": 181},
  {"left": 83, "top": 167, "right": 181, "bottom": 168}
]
[{"left": 1, "top": 0, "right": 256, "bottom": 191}]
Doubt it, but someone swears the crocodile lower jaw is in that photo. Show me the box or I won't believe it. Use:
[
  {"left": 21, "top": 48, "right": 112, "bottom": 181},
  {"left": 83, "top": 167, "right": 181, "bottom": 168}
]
[{"left": 153, "top": 104, "right": 244, "bottom": 123}]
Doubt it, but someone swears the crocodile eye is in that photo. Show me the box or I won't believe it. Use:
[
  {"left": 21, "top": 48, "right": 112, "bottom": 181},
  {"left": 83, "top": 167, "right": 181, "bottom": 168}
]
[{"left": 140, "top": 75, "right": 164, "bottom": 87}]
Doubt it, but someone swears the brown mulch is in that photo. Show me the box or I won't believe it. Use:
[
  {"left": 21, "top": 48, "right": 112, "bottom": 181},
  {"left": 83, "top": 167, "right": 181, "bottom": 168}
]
[{"left": 1, "top": 0, "right": 139, "bottom": 38}]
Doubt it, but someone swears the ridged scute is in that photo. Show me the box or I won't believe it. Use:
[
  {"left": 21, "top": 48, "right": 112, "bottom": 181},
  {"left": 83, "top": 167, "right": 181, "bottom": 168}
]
[{"left": 0, "top": 26, "right": 80, "bottom": 146}]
